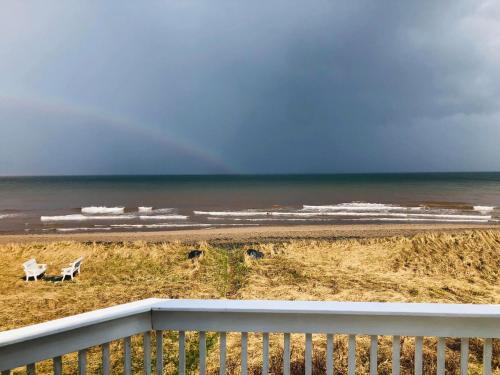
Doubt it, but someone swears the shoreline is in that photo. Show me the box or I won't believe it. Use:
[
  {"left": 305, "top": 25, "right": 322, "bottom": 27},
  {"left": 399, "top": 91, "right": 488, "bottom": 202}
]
[{"left": 1, "top": 223, "right": 498, "bottom": 244}]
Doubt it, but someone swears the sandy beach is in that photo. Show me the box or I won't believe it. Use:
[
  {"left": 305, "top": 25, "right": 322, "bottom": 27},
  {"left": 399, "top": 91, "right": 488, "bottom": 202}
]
[{"left": 1, "top": 222, "right": 498, "bottom": 244}]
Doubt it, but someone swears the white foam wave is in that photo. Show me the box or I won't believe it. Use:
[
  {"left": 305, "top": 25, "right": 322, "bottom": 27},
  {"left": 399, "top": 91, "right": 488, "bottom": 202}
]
[
  {"left": 302, "top": 202, "right": 422, "bottom": 211},
  {"left": 138, "top": 206, "right": 153, "bottom": 212},
  {"left": 139, "top": 215, "right": 188, "bottom": 220},
  {"left": 152, "top": 208, "right": 175, "bottom": 213},
  {"left": 194, "top": 210, "right": 270, "bottom": 217},
  {"left": 111, "top": 223, "right": 213, "bottom": 229},
  {"left": 55, "top": 227, "right": 112, "bottom": 232},
  {"left": 195, "top": 210, "right": 490, "bottom": 220},
  {"left": 81, "top": 206, "right": 125, "bottom": 214},
  {"left": 41, "top": 214, "right": 135, "bottom": 222},
  {"left": 473, "top": 206, "right": 495, "bottom": 214},
  {"left": 345, "top": 218, "right": 490, "bottom": 223}
]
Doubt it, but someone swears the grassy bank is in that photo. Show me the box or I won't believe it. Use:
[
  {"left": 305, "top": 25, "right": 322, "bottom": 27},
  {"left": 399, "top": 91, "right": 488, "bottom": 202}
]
[{"left": 0, "top": 230, "right": 499, "bottom": 374}]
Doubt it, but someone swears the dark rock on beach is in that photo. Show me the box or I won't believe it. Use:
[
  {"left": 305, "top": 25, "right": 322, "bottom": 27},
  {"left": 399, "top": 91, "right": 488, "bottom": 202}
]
[
  {"left": 246, "top": 249, "right": 264, "bottom": 259},
  {"left": 188, "top": 250, "right": 203, "bottom": 259}
]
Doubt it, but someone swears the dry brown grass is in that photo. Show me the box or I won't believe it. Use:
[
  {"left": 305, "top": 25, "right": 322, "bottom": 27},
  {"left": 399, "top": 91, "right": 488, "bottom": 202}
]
[{"left": 0, "top": 229, "right": 499, "bottom": 374}]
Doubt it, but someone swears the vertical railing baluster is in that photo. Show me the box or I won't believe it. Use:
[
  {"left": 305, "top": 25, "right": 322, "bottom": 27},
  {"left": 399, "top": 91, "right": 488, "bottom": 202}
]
[
  {"left": 305, "top": 333, "right": 312, "bottom": 375},
  {"left": 219, "top": 332, "right": 227, "bottom": 375},
  {"left": 27, "top": 363, "right": 36, "bottom": 375},
  {"left": 241, "top": 332, "right": 248, "bottom": 375},
  {"left": 262, "top": 332, "right": 269, "bottom": 375},
  {"left": 326, "top": 334, "right": 334, "bottom": 375},
  {"left": 414, "top": 337, "right": 423, "bottom": 375},
  {"left": 283, "top": 333, "right": 291, "bottom": 375},
  {"left": 437, "top": 337, "right": 445, "bottom": 375},
  {"left": 483, "top": 338, "right": 492, "bottom": 375},
  {"left": 370, "top": 335, "right": 377, "bottom": 375},
  {"left": 460, "top": 338, "right": 469, "bottom": 375},
  {"left": 179, "top": 331, "right": 186, "bottom": 375},
  {"left": 124, "top": 336, "right": 132, "bottom": 375},
  {"left": 348, "top": 335, "right": 356, "bottom": 375},
  {"left": 102, "top": 342, "right": 110, "bottom": 375},
  {"left": 156, "top": 330, "right": 163, "bottom": 375},
  {"left": 144, "top": 331, "right": 151, "bottom": 375},
  {"left": 78, "top": 349, "right": 87, "bottom": 375},
  {"left": 53, "top": 356, "right": 62, "bottom": 375},
  {"left": 199, "top": 331, "right": 206, "bottom": 375},
  {"left": 392, "top": 336, "right": 400, "bottom": 375}
]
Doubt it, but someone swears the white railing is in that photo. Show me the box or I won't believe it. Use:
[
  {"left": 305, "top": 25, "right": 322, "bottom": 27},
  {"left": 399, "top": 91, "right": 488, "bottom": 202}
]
[{"left": 0, "top": 298, "right": 498, "bottom": 374}]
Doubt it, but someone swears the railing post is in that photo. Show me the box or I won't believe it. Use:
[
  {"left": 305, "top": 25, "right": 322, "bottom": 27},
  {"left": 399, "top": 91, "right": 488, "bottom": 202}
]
[
  {"left": 348, "top": 335, "right": 356, "bottom": 375},
  {"left": 78, "top": 349, "right": 87, "bottom": 375},
  {"left": 305, "top": 333, "right": 312, "bottom": 375},
  {"left": 27, "top": 364, "right": 36, "bottom": 375},
  {"left": 392, "top": 336, "right": 400, "bottom": 375},
  {"left": 102, "top": 342, "right": 110, "bottom": 375},
  {"left": 414, "top": 337, "right": 423, "bottom": 375},
  {"left": 370, "top": 335, "right": 377, "bottom": 375},
  {"left": 124, "top": 336, "right": 132, "bottom": 375},
  {"left": 156, "top": 330, "right": 163, "bottom": 375},
  {"left": 483, "top": 338, "right": 492, "bottom": 375},
  {"left": 199, "top": 331, "right": 206, "bottom": 375},
  {"left": 437, "top": 337, "right": 445, "bottom": 375},
  {"left": 53, "top": 356, "right": 62, "bottom": 375},
  {"left": 144, "top": 331, "right": 151, "bottom": 375},
  {"left": 262, "top": 332, "right": 269, "bottom": 375},
  {"left": 326, "top": 334, "right": 334, "bottom": 375},
  {"left": 219, "top": 332, "right": 227, "bottom": 375},
  {"left": 460, "top": 338, "right": 469, "bottom": 375},
  {"left": 179, "top": 331, "right": 186, "bottom": 375},
  {"left": 241, "top": 332, "right": 248, "bottom": 375},
  {"left": 283, "top": 333, "right": 291, "bottom": 375}
]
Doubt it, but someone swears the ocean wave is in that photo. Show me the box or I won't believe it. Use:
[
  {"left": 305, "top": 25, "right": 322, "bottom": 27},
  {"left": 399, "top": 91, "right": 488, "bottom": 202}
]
[
  {"left": 194, "top": 210, "right": 271, "bottom": 217},
  {"left": 55, "top": 227, "right": 112, "bottom": 232},
  {"left": 111, "top": 223, "right": 213, "bottom": 229},
  {"left": 81, "top": 206, "right": 125, "bottom": 214},
  {"left": 473, "top": 205, "right": 495, "bottom": 214},
  {"left": 138, "top": 206, "right": 153, "bottom": 212},
  {"left": 41, "top": 214, "right": 136, "bottom": 222},
  {"left": 151, "top": 208, "right": 175, "bottom": 213},
  {"left": 139, "top": 215, "right": 188, "bottom": 220},
  {"left": 302, "top": 202, "right": 422, "bottom": 211},
  {"left": 195, "top": 210, "right": 490, "bottom": 219},
  {"left": 345, "top": 218, "right": 490, "bottom": 223},
  {"left": 0, "top": 214, "right": 20, "bottom": 219}
]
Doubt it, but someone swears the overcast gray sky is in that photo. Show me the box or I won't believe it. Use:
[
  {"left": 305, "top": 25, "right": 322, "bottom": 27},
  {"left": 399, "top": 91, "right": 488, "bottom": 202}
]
[{"left": 1, "top": 1, "right": 500, "bottom": 175}]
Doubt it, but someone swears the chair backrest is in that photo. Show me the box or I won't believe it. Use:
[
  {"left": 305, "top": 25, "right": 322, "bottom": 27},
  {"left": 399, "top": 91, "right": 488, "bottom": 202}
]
[
  {"left": 23, "top": 259, "right": 37, "bottom": 270},
  {"left": 71, "top": 257, "right": 83, "bottom": 269}
]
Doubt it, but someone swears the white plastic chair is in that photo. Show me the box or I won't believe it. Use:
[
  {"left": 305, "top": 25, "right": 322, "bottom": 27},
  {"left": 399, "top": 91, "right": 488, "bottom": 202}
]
[
  {"left": 23, "top": 259, "right": 47, "bottom": 281},
  {"left": 61, "top": 257, "right": 83, "bottom": 281}
]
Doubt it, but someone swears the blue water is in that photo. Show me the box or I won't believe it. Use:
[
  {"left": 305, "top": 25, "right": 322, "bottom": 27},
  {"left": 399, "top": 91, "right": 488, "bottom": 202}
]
[{"left": 0, "top": 173, "right": 499, "bottom": 233}]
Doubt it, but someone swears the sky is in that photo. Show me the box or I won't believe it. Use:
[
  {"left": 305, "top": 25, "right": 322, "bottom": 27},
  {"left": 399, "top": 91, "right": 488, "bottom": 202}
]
[{"left": 1, "top": 1, "right": 500, "bottom": 175}]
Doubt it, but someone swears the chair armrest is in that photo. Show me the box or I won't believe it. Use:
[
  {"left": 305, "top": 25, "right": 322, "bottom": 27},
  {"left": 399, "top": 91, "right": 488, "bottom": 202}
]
[{"left": 61, "top": 267, "right": 73, "bottom": 273}]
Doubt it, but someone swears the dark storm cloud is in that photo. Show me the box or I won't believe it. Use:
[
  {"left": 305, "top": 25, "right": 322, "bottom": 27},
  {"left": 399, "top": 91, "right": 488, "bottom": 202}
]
[{"left": 1, "top": 0, "right": 499, "bottom": 174}]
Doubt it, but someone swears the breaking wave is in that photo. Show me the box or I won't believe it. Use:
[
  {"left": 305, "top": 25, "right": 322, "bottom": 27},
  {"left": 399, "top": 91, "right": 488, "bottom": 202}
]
[
  {"left": 81, "top": 206, "right": 125, "bottom": 214},
  {"left": 41, "top": 214, "right": 135, "bottom": 222}
]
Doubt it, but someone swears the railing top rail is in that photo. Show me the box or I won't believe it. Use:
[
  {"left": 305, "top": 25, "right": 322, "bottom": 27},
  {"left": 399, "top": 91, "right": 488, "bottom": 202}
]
[
  {"left": 1, "top": 299, "right": 500, "bottom": 349},
  {"left": 151, "top": 299, "right": 500, "bottom": 318},
  {"left": 0, "top": 298, "right": 161, "bottom": 348}
]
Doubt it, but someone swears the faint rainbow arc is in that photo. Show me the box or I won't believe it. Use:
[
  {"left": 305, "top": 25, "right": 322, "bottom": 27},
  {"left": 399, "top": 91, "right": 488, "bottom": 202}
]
[{"left": 0, "top": 95, "right": 239, "bottom": 173}]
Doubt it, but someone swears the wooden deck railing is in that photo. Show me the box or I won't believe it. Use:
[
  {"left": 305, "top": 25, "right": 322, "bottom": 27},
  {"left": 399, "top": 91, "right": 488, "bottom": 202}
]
[{"left": 0, "top": 299, "right": 498, "bottom": 374}]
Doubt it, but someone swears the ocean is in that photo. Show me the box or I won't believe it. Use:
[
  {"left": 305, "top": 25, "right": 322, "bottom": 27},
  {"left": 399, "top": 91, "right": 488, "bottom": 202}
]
[{"left": 0, "top": 173, "right": 499, "bottom": 234}]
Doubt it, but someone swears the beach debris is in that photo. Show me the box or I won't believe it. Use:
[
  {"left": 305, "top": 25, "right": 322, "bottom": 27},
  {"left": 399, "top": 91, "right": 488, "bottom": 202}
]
[
  {"left": 188, "top": 250, "right": 203, "bottom": 260},
  {"left": 246, "top": 249, "right": 264, "bottom": 259}
]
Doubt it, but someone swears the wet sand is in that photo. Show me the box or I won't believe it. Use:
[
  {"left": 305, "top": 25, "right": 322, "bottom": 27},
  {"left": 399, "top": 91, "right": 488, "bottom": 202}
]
[{"left": 0, "top": 223, "right": 498, "bottom": 244}]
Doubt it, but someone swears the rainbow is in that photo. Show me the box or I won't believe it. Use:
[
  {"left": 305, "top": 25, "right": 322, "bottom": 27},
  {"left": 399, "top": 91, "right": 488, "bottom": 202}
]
[{"left": 0, "top": 94, "right": 239, "bottom": 173}]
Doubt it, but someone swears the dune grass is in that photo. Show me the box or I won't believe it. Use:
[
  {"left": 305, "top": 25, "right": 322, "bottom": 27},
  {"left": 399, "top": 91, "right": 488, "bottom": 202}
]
[{"left": 0, "top": 230, "right": 499, "bottom": 374}]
